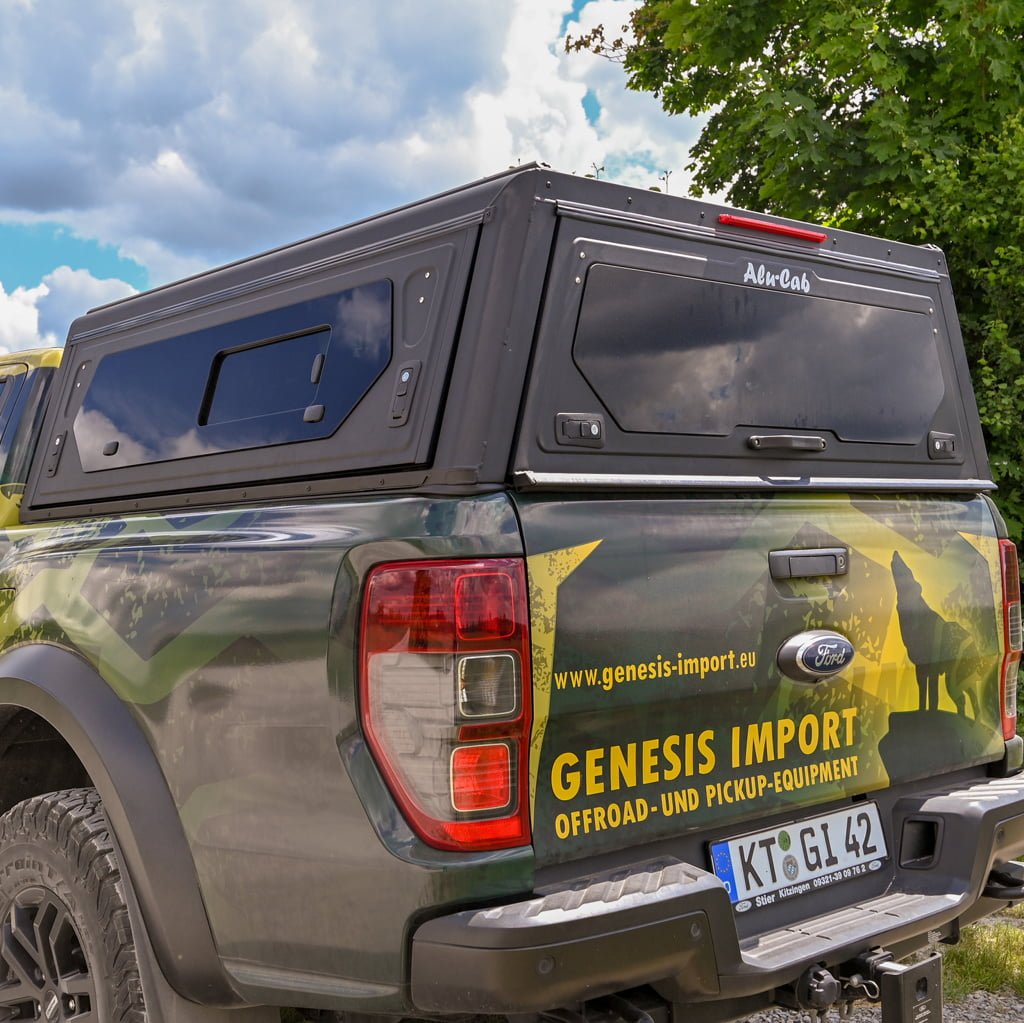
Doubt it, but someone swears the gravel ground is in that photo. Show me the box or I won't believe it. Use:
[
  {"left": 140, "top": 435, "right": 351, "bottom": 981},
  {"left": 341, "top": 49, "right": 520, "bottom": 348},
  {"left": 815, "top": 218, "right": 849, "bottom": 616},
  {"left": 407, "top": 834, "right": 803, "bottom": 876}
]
[
  {"left": 743, "top": 915, "right": 1024, "bottom": 1023},
  {"left": 744, "top": 987, "right": 1024, "bottom": 1022}
]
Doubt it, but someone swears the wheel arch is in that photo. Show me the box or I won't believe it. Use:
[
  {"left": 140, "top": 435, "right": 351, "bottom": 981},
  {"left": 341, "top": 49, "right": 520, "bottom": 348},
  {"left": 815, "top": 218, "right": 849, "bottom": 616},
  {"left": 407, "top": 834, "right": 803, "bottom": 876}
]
[{"left": 0, "top": 643, "right": 242, "bottom": 1007}]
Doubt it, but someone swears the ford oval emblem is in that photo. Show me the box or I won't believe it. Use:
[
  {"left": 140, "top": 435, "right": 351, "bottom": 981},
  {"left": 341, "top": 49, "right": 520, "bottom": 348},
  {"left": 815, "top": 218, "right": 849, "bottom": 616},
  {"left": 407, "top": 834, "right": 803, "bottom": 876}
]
[{"left": 777, "top": 630, "right": 855, "bottom": 683}]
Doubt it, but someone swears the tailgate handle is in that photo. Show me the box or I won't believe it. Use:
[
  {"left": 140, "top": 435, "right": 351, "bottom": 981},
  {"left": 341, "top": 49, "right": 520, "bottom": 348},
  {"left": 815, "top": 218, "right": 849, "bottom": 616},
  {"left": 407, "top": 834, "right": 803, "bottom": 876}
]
[
  {"left": 770, "top": 547, "right": 848, "bottom": 580},
  {"left": 748, "top": 433, "right": 827, "bottom": 451}
]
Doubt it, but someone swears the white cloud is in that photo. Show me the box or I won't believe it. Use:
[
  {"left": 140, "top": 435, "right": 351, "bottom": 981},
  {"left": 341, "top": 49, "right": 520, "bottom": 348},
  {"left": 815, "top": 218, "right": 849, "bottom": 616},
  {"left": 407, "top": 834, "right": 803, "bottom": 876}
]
[
  {"left": 0, "top": 268, "right": 135, "bottom": 353},
  {"left": 0, "top": 282, "right": 47, "bottom": 355},
  {"left": 0, "top": 1, "right": 700, "bottom": 279},
  {"left": 0, "top": 1, "right": 710, "bottom": 349},
  {"left": 0, "top": 0, "right": 520, "bottom": 279},
  {"left": 36, "top": 266, "right": 136, "bottom": 339}
]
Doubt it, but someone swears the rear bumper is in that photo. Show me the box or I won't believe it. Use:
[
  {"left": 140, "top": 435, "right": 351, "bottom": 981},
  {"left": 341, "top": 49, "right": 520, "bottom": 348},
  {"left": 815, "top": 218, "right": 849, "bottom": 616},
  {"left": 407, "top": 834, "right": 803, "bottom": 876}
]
[{"left": 410, "top": 771, "right": 1024, "bottom": 1013}]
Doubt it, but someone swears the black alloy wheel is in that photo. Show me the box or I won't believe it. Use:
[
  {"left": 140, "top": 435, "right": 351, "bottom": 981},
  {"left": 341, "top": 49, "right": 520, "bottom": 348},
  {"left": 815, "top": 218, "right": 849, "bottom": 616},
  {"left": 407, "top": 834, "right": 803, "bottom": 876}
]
[
  {"left": 0, "top": 790, "right": 146, "bottom": 1022},
  {"left": 0, "top": 886, "right": 97, "bottom": 1020}
]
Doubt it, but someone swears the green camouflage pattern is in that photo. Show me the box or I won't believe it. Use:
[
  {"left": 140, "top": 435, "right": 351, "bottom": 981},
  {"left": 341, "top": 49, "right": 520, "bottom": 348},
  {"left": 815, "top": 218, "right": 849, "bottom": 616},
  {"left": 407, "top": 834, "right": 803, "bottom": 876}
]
[
  {"left": 517, "top": 492, "right": 1005, "bottom": 865},
  {"left": 0, "top": 436, "right": 1007, "bottom": 971},
  {"left": 0, "top": 492, "right": 531, "bottom": 989}
]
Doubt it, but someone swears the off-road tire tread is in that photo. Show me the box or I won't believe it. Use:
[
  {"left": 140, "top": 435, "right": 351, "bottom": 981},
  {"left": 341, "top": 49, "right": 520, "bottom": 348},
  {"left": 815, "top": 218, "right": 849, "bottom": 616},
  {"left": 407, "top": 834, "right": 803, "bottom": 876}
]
[{"left": 0, "top": 787, "right": 146, "bottom": 1022}]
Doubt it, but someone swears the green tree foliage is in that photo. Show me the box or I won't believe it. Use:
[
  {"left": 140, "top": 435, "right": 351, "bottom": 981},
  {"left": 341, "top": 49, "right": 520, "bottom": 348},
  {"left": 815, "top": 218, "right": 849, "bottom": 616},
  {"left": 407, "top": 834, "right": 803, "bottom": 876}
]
[
  {"left": 569, "top": 1, "right": 1024, "bottom": 537},
  {"left": 900, "top": 116, "right": 1024, "bottom": 537}
]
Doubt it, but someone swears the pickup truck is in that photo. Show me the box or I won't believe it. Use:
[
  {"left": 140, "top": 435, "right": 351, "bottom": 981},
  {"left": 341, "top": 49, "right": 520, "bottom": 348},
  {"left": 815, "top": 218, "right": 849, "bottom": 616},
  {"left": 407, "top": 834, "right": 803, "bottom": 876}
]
[{"left": 0, "top": 166, "right": 1020, "bottom": 1023}]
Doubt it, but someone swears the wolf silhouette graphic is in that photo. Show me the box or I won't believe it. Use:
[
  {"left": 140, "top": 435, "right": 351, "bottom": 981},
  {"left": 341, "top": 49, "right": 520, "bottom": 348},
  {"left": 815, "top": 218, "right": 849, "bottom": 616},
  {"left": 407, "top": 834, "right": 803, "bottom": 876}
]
[{"left": 891, "top": 551, "right": 980, "bottom": 716}]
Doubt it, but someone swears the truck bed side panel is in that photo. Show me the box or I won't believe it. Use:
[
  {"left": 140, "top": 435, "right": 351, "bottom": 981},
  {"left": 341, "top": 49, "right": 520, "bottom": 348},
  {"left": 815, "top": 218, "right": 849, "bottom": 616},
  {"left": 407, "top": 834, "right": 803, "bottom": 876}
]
[{"left": 0, "top": 494, "right": 530, "bottom": 1002}]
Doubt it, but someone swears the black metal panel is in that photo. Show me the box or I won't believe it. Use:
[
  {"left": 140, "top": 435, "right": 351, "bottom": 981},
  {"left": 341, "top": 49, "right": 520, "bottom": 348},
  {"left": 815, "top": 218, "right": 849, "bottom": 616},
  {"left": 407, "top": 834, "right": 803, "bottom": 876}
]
[
  {"left": 22, "top": 167, "right": 991, "bottom": 517},
  {"left": 513, "top": 196, "right": 989, "bottom": 486},
  {"left": 27, "top": 230, "right": 478, "bottom": 514}
]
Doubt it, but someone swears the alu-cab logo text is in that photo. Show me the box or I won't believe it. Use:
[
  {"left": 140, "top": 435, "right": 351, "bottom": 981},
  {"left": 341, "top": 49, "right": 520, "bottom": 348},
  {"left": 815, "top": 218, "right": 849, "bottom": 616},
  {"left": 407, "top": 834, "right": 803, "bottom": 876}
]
[{"left": 743, "top": 261, "right": 811, "bottom": 293}]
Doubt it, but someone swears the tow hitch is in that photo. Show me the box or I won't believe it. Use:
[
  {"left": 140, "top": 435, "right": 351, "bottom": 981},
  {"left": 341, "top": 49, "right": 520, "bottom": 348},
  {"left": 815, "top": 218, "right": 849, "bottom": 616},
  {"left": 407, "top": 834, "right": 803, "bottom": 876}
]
[
  {"left": 983, "top": 859, "right": 1024, "bottom": 900},
  {"left": 782, "top": 949, "right": 942, "bottom": 1021}
]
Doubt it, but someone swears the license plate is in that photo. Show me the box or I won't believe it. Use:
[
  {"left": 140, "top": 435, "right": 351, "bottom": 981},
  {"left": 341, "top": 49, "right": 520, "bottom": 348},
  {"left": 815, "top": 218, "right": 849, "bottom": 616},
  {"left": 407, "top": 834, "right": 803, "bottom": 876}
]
[{"left": 709, "top": 803, "right": 887, "bottom": 911}]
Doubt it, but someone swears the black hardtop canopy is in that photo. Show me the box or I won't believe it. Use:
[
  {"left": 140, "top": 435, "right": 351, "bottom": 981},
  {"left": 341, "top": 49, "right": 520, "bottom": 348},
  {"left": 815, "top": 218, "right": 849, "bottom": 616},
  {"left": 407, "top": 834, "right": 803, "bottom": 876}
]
[
  {"left": 68, "top": 166, "right": 948, "bottom": 346},
  {"left": 24, "top": 167, "right": 988, "bottom": 521}
]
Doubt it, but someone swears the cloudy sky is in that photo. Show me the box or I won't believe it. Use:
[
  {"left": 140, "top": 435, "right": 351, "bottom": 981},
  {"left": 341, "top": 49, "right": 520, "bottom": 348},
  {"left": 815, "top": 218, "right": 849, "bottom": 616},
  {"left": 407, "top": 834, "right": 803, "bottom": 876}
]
[{"left": 0, "top": 0, "right": 701, "bottom": 353}]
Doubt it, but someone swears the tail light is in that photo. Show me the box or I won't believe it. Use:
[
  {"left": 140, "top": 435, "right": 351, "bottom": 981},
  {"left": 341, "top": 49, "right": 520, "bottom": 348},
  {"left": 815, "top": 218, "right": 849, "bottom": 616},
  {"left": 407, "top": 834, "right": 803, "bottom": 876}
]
[
  {"left": 359, "top": 558, "right": 532, "bottom": 851},
  {"left": 1000, "top": 540, "right": 1021, "bottom": 740}
]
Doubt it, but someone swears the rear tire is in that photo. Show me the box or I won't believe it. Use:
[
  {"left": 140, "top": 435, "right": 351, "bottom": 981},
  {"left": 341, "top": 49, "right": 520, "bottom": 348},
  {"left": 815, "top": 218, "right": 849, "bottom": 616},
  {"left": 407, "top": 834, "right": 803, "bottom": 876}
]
[{"left": 0, "top": 788, "right": 146, "bottom": 1021}]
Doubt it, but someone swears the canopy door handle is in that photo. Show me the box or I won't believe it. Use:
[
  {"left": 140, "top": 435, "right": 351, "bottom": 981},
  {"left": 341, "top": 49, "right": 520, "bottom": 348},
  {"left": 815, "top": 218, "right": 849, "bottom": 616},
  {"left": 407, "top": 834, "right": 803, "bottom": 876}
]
[{"left": 748, "top": 434, "right": 828, "bottom": 451}]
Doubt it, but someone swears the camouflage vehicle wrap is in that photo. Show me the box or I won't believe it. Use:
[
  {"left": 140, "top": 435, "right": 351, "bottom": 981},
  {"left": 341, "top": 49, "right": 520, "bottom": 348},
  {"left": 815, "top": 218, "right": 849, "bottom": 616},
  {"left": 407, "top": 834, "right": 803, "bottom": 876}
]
[
  {"left": 0, "top": 170, "right": 1020, "bottom": 1023},
  {"left": 0, "top": 493, "right": 531, "bottom": 1009},
  {"left": 524, "top": 493, "right": 1006, "bottom": 866}
]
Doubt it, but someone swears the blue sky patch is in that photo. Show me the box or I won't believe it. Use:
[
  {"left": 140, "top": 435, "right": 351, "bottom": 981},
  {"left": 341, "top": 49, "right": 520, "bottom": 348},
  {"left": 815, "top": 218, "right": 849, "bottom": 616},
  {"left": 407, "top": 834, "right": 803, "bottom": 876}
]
[
  {"left": 582, "top": 88, "right": 601, "bottom": 127},
  {"left": 559, "top": 0, "right": 592, "bottom": 38},
  {"left": 0, "top": 222, "right": 148, "bottom": 292},
  {"left": 607, "top": 151, "right": 661, "bottom": 180}
]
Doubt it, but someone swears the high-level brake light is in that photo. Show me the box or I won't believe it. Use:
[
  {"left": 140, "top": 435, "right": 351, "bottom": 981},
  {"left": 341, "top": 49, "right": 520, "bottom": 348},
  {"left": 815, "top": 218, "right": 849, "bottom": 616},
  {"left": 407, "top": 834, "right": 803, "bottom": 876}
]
[
  {"left": 360, "top": 558, "right": 532, "bottom": 851},
  {"left": 718, "top": 213, "right": 828, "bottom": 243}
]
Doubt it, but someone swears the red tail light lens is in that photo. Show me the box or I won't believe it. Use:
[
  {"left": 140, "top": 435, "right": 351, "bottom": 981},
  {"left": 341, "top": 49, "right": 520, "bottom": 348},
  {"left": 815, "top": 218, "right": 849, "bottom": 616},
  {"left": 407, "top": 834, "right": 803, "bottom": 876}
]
[
  {"left": 451, "top": 744, "right": 512, "bottom": 812},
  {"left": 1000, "top": 540, "right": 1021, "bottom": 740},
  {"left": 455, "top": 572, "right": 516, "bottom": 640},
  {"left": 360, "top": 558, "right": 531, "bottom": 851}
]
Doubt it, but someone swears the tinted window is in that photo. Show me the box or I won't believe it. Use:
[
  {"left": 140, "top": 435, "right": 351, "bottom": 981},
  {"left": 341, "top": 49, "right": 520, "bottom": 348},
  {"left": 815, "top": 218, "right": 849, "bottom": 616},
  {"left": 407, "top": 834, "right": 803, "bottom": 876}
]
[
  {"left": 0, "top": 368, "right": 28, "bottom": 481},
  {"left": 204, "top": 329, "right": 330, "bottom": 425},
  {"left": 1, "top": 368, "right": 50, "bottom": 488},
  {"left": 574, "top": 265, "right": 944, "bottom": 444},
  {"left": 75, "top": 281, "right": 392, "bottom": 470},
  {"left": 0, "top": 375, "right": 14, "bottom": 423}
]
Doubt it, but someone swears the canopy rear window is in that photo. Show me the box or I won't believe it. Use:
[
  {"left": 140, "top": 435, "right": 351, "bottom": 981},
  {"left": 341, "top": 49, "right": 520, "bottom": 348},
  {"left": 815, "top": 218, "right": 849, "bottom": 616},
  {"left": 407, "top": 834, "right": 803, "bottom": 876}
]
[{"left": 574, "top": 265, "right": 944, "bottom": 445}]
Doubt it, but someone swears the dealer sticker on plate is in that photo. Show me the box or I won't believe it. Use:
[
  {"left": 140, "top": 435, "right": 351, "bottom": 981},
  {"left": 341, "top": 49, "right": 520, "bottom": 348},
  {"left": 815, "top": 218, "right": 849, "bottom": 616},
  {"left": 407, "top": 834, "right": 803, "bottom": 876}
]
[{"left": 709, "top": 803, "right": 887, "bottom": 911}]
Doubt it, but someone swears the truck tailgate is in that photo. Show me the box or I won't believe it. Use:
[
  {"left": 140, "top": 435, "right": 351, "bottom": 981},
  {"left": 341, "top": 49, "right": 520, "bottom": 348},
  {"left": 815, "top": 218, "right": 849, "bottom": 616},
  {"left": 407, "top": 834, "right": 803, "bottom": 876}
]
[{"left": 518, "top": 492, "right": 1005, "bottom": 867}]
